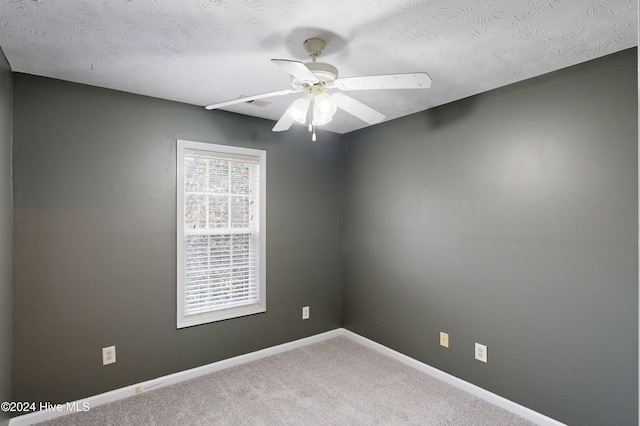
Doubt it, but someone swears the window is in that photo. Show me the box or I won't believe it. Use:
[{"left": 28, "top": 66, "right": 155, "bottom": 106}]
[{"left": 177, "top": 140, "right": 266, "bottom": 328}]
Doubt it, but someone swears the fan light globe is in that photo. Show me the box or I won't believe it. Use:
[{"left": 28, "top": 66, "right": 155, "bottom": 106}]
[
  {"left": 286, "top": 97, "right": 310, "bottom": 123},
  {"left": 316, "top": 97, "right": 333, "bottom": 114},
  {"left": 312, "top": 93, "right": 337, "bottom": 125},
  {"left": 312, "top": 115, "right": 332, "bottom": 126}
]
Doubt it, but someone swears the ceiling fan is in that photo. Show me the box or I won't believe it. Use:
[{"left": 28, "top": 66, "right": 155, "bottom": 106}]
[{"left": 205, "top": 38, "right": 432, "bottom": 141}]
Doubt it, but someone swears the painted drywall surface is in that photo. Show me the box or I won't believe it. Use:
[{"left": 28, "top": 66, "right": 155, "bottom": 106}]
[
  {"left": 342, "top": 48, "right": 638, "bottom": 426},
  {"left": 12, "top": 74, "right": 342, "bottom": 405},
  {"left": 0, "top": 47, "right": 12, "bottom": 426}
]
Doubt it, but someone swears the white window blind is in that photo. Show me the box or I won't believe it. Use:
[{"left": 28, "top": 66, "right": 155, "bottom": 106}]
[{"left": 177, "top": 140, "right": 266, "bottom": 328}]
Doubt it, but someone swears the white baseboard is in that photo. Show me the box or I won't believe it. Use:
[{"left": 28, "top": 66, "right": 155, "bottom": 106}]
[
  {"left": 340, "top": 329, "right": 566, "bottom": 426},
  {"left": 10, "top": 328, "right": 565, "bottom": 426},
  {"left": 9, "top": 329, "right": 342, "bottom": 426}
]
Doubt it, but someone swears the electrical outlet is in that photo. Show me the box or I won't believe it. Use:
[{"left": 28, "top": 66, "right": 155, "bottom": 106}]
[
  {"left": 102, "top": 346, "right": 116, "bottom": 365},
  {"left": 439, "top": 332, "right": 449, "bottom": 348},
  {"left": 135, "top": 386, "right": 142, "bottom": 395},
  {"left": 475, "top": 343, "right": 487, "bottom": 363},
  {"left": 302, "top": 306, "right": 310, "bottom": 320}
]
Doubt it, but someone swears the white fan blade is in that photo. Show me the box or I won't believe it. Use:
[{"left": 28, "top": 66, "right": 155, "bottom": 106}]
[
  {"left": 331, "top": 92, "right": 386, "bottom": 125},
  {"left": 205, "top": 88, "right": 300, "bottom": 110},
  {"left": 272, "top": 111, "right": 295, "bottom": 132},
  {"left": 271, "top": 59, "right": 319, "bottom": 84},
  {"left": 333, "top": 73, "right": 432, "bottom": 91}
]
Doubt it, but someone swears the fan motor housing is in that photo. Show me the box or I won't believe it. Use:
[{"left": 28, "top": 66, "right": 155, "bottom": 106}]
[{"left": 291, "top": 61, "right": 338, "bottom": 89}]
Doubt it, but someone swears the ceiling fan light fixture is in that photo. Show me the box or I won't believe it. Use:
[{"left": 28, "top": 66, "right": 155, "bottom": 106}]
[
  {"left": 312, "top": 115, "right": 333, "bottom": 126},
  {"left": 286, "top": 97, "right": 310, "bottom": 123},
  {"left": 206, "top": 37, "right": 430, "bottom": 140},
  {"left": 315, "top": 93, "right": 335, "bottom": 114},
  {"left": 312, "top": 114, "right": 333, "bottom": 126},
  {"left": 311, "top": 93, "right": 337, "bottom": 126}
]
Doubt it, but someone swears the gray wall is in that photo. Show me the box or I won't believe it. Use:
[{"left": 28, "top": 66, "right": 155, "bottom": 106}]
[
  {"left": 12, "top": 74, "right": 343, "bottom": 405},
  {"left": 9, "top": 48, "right": 639, "bottom": 424},
  {"left": 342, "top": 48, "right": 638, "bottom": 425},
  {"left": 0, "top": 47, "right": 12, "bottom": 426}
]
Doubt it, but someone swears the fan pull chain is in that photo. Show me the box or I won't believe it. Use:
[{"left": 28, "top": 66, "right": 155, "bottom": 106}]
[
  {"left": 308, "top": 99, "right": 314, "bottom": 135},
  {"left": 309, "top": 99, "right": 317, "bottom": 141}
]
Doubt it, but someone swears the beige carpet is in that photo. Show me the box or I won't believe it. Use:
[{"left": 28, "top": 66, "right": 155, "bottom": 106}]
[{"left": 37, "top": 336, "right": 536, "bottom": 425}]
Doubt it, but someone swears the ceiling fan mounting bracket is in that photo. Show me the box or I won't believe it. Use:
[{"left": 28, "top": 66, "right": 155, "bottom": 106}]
[{"left": 303, "top": 38, "right": 327, "bottom": 59}]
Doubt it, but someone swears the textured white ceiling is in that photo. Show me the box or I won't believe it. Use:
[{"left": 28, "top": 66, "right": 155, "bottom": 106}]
[{"left": 0, "top": 0, "right": 637, "bottom": 134}]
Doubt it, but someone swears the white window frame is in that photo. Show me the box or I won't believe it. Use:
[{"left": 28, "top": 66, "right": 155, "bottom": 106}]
[{"left": 177, "top": 140, "right": 266, "bottom": 328}]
